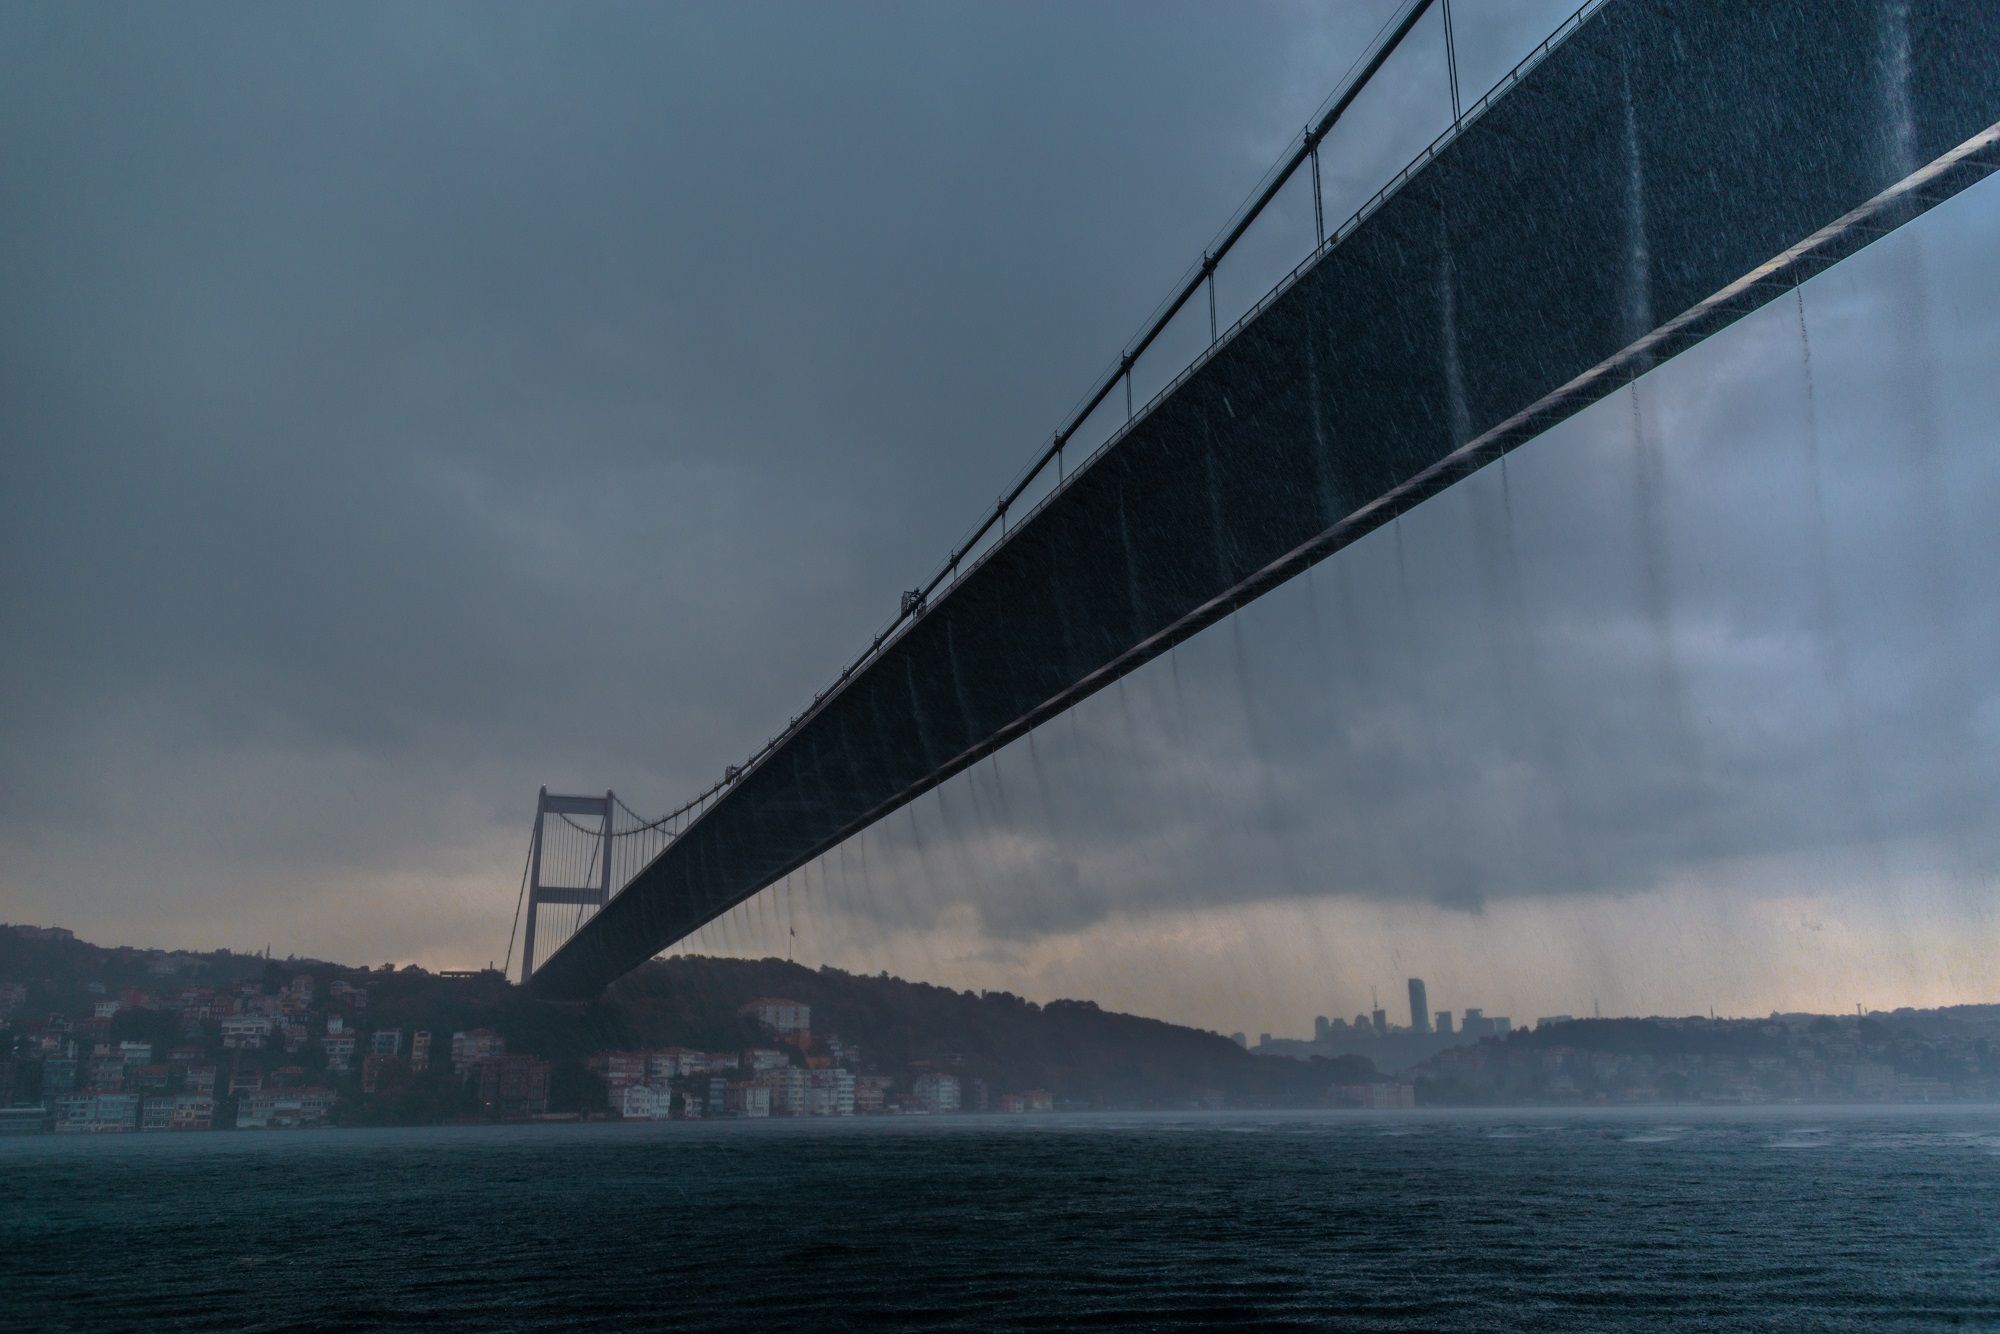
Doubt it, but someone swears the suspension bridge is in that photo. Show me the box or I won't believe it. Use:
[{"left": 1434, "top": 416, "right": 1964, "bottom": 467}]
[{"left": 511, "top": 0, "right": 2000, "bottom": 998}]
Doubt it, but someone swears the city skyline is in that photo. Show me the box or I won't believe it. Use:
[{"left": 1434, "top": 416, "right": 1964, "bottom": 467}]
[{"left": 9, "top": 922, "right": 1994, "bottom": 1141}]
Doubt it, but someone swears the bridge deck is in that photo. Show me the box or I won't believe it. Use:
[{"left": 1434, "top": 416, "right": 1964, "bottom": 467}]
[{"left": 531, "top": 0, "right": 2000, "bottom": 998}]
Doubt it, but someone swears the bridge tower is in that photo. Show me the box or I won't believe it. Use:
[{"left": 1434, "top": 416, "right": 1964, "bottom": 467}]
[{"left": 520, "top": 787, "right": 615, "bottom": 985}]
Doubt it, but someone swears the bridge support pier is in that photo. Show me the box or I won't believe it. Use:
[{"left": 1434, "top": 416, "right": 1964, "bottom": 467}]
[{"left": 520, "top": 787, "right": 614, "bottom": 985}]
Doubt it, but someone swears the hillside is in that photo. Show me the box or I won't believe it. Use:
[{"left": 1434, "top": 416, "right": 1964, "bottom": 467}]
[
  {"left": 0, "top": 926, "right": 1373, "bottom": 1115},
  {"left": 606, "top": 956, "right": 1371, "bottom": 1107}
]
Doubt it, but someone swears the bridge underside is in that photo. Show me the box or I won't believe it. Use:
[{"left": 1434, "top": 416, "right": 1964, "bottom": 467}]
[{"left": 531, "top": 0, "right": 2000, "bottom": 998}]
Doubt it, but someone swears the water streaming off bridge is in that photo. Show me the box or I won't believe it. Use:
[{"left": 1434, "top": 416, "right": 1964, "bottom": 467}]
[{"left": 678, "top": 169, "right": 2000, "bottom": 1035}]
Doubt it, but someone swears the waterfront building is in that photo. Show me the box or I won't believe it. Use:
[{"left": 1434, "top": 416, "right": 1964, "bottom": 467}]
[
  {"left": 369, "top": 1029, "right": 402, "bottom": 1058},
  {"left": 912, "top": 1073, "right": 961, "bottom": 1114},
  {"left": 620, "top": 1084, "right": 671, "bottom": 1120},
  {"left": 472, "top": 1055, "right": 551, "bottom": 1119},
  {"left": 997, "top": 1089, "right": 1054, "bottom": 1113},
  {"left": 236, "top": 1088, "right": 336, "bottom": 1129},
  {"left": 1329, "top": 1083, "right": 1417, "bottom": 1110},
  {"left": 763, "top": 1066, "right": 809, "bottom": 1115},
  {"left": 853, "top": 1075, "right": 893, "bottom": 1114},
  {"left": 55, "top": 1093, "right": 140, "bottom": 1133},
  {"left": 809, "top": 1068, "right": 855, "bottom": 1116},
  {"left": 725, "top": 1082, "right": 772, "bottom": 1118},
  {"left": 410, "top": 1030, "right": 432, "bottom": 1073},
  {"left": 169, "top": 1094, "right": 215, "bottom": 1131},
  {"left": 0, "top": 1106, "right": 46, "bottom": 1135}
]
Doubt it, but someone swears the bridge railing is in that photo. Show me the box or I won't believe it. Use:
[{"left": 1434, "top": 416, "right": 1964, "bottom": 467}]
[
  {"left": 601, "top": 0, "right": 1609, "bottom": 890},
  {"left": 948, "top": 0, "right": 1611, "bottom": 601}
]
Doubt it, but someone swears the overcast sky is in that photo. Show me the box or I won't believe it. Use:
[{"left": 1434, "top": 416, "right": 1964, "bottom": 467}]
[{"left": 4, "top": 1, "right": 1995, "bottom": 1036}]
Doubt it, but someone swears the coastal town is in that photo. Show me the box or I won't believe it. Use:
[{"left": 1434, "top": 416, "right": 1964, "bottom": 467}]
[
  {"left": 0, "top": 926, "right": 1065, "bottom": 1134},
  {"left": 5, "top": 924, "right": 1998, "bottom": 1135}
]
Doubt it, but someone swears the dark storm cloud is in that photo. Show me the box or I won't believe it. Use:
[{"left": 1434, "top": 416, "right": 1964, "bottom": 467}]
[
  {"left": 2, "top": 0, "right": 1993, "bottom": 969},
  {"left": 0, "top": 0, "right": 1443, "bottom": 949}
]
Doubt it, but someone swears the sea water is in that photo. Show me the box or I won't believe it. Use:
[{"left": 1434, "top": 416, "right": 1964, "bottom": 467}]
[{"left": 4, "top": 1106, "right": 1998, "bottom": 1330}]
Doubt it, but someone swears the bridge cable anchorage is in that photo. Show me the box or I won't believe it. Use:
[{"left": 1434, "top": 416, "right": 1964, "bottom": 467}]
[{"left": 1442, "top": 0, "right": 1462, "bottom": 124}]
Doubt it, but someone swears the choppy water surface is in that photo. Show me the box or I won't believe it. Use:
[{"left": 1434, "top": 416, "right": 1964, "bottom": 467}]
[{"left": 5, "top": 1107, "right": 1999, "bottom": 1330}]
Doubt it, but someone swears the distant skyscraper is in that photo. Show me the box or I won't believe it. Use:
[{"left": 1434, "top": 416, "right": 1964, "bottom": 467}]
[
  {"left": 1230, "top": 1032, "right": 1247, "bottom": 1049},
  {"left": 1407, "top": 979, "right": 1431, "bottom": 1035},
  {"left": 1435, "top": 1010, "right": 1454, "bottom": 1035},
  {"left": 1314, "top": 1016, "right": 1330, "bottom": 1042},
  {"left": 1370, "top": 1008, "right": 1387, "bottom": 1036},
  {"left": 1258, "top": 1033, "right": 1271, "bottom": 1048}
]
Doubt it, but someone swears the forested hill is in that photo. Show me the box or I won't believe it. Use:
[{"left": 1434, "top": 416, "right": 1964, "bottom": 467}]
[
  {"left": 607, "top": 956, "right": 1373, "bottom": 1108},
  {"left": 0, "top": 926, "right": 1372, "bottom": 1111}
]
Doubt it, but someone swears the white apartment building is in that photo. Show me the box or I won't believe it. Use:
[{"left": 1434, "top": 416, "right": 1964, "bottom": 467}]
[
  {"left": 912, "top": 1073, "right": 961, "bottom": 1114},
  {"left": 740, "top": 998, "right": 811, "bottom": 1036},
  {"left": 220, "top": 1015, "right": 273, "bottom": 1049}
]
